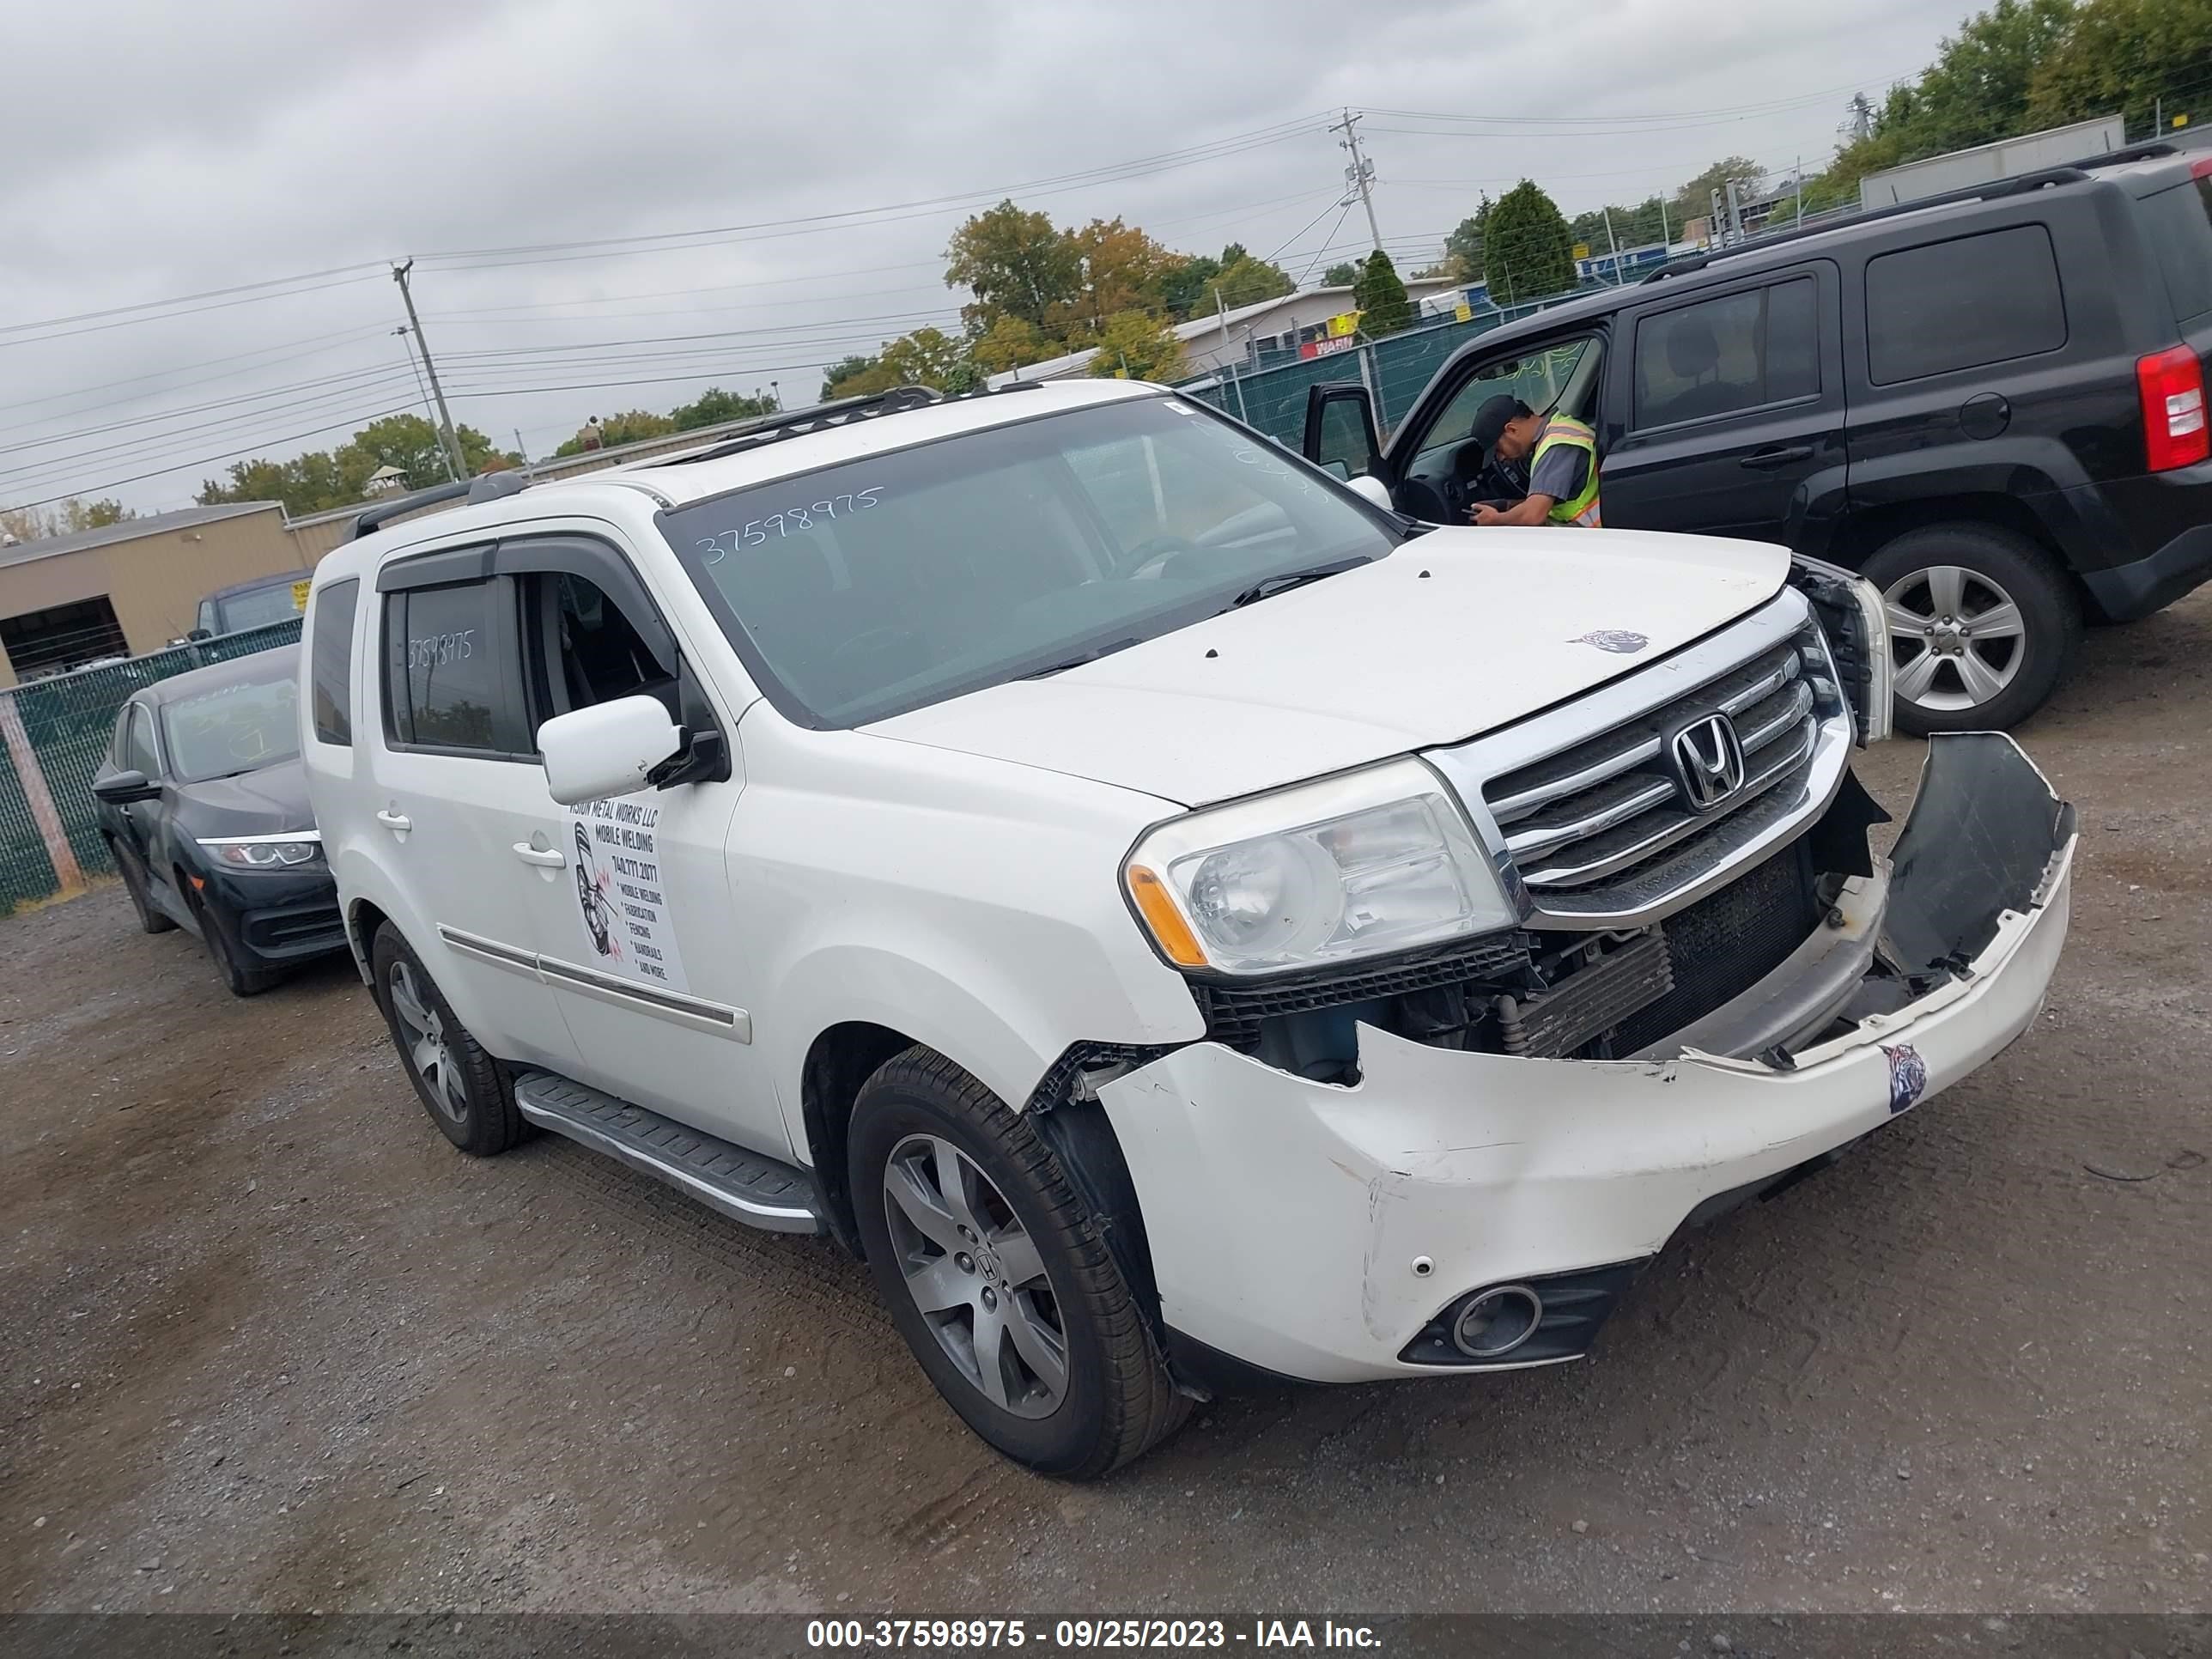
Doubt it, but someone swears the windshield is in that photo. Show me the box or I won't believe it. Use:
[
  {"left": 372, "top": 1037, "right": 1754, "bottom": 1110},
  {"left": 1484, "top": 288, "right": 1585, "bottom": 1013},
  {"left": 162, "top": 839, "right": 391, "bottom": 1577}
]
[
  {"left": 215, "top": 579, "right": 306, "bottom": 635},
  {"left": 161, "top": 672, "right": 301, "bottom": 783},
  {"left": 660, "top": 395, "right": 1400, "bottom": 726}
]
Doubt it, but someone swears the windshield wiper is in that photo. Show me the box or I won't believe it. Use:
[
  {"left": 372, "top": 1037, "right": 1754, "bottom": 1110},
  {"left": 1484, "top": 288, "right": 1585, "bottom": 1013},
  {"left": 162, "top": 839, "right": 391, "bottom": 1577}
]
[
  {"left": 1226, "top": 557, "right": 1368, "bottom": 609},
  {"left": 1020, "top": 636, "right": 1143, "bottom": 678}
]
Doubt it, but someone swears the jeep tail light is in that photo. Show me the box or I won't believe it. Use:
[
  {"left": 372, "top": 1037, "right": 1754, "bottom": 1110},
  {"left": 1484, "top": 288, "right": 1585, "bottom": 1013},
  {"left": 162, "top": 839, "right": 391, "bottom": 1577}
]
[{"left": 2138, "top": 344, "right": 2209, "bottom": 472}]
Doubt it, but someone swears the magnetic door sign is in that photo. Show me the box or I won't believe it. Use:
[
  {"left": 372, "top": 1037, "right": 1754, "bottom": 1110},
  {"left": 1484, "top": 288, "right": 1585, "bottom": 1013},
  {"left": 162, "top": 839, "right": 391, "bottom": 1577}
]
[{"left": 566, "top": 795, "right": 691, "bottom": 994}]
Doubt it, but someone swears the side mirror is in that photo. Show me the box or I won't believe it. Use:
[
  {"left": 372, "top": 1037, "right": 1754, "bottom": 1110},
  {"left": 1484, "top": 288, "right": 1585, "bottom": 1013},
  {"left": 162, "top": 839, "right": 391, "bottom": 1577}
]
[
  {"left": 94, "top": 769, "right": 160, "bottom": 805},
  {"left": 1302, "top": 381, "right": 1382, "bottom": 478},
  {"left": 186, "top": 628, "right": 213, "bottom": 642},
  {"left": 1346, "top": 474, "right": 1395, "bottom": 511},
  {"left": 538, "top": 696, "right": 684, "bottom": 806}
]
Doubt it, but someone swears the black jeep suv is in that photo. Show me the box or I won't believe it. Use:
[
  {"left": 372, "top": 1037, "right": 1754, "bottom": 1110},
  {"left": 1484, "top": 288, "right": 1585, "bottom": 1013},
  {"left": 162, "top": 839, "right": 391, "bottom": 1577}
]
[{"left": 1305, "top": 137, "right": 2212, "bottom": 733}]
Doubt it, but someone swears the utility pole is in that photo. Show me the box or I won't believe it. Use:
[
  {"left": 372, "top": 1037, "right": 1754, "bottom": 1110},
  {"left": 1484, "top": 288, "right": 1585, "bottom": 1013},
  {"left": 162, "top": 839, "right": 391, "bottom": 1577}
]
[
  {"left": 393, "top": 325, "right": 457, "bottom": 483},
  {"left": 1796, "top": 157, "right": 1805, "bottom": 228},
  {"left": 1601, "top": 208, "right": 1622, "bottom": 284},
  {"left": 392, "top": 260, "right": 468, "bottom": 481},
  {"left": 1330, "top": 108, "right": 1383, "bottom": 254},
  {"left": 513, "top": 428, "right": 531, "bottom": 467}
]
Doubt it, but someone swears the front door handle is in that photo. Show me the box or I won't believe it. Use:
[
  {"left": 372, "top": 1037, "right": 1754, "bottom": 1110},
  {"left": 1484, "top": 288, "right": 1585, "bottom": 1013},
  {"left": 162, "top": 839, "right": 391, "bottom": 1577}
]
[
  {"left": 512, "top": 842, "right": 567, "bottom": 868},
  {"left": 1740, "top": 444, "right": 1814, "bottom": 470},
  {"left": 375, "top": 809, "right": 412, "bottom": 832}
]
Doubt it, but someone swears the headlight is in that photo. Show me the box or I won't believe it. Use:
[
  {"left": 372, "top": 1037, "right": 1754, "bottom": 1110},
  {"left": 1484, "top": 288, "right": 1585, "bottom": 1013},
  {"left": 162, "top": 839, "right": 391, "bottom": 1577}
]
[
  {"left": 1123, "top": 758, "right": 1519, "bottom": 976},
  {"left": 199, "top": 833, "right": 321, "bottom": 869}
]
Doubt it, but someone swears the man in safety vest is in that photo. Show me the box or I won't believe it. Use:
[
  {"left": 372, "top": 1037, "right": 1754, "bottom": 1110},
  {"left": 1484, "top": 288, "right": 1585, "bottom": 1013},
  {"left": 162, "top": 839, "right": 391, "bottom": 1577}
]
[{"left": 1463, "top": 395, "right": 1602, "bottom": 527}]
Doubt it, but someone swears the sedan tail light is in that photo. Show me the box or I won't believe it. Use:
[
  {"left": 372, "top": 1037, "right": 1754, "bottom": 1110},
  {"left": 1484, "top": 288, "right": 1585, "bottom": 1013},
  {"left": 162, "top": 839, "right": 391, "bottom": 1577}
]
[{"left": 2138, "top": 344, "right": 2209, "bottom": 472}]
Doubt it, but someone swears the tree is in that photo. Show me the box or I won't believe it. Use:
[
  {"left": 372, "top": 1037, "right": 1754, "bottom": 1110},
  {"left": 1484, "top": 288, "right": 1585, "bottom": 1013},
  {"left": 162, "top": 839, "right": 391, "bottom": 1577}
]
[
  {"left": 1158, "top": 253, "right": 1221, "bottom": 319},
  {"left": 1322, "top": 262, "right": 1359, "bottom": 287},
  {"left": 1352, "top": 251, "right": 1415, "bottom": 337},
  {"left": 1062, "top": 217, "right": 1178, "bottom": 330},
  {"left": 670, "top": 386, "right": 775, "bottom": 430},
  {"left": 819, "top": 327, "right": 975, "bottom": 400},
  {"left": 0, "top": 497, "right": 135, "bottom": 541},
  {"left": 820, "top": 356, "right": 879, "bottom": 399},
  {"left": 2030, "top": 0, "right": 2212, "bottom": 137},
  {"left": 945, "top": 200, "right": 1084, "bottom": 333},
  {"left": 1670, "top": 157, "right": 1769, "bottom": 229},
  {"left": 336, "top": 413, "right": 501, "bottom": 489},
  {"left": 1483, "top": 179, "right": 1575, "bottom": 306},
  {"left": 1087, "top": 311, "right": 1186, "bottom": 382},
  {"left": 971, "top": 315, "right": 1057, "bottom": 374},
  {"left": 1212, "top": 250, "right": 1296, "bottom": 309},
  {"left": 1443, "top": 194, "right": 1492, "bottom": 282}
]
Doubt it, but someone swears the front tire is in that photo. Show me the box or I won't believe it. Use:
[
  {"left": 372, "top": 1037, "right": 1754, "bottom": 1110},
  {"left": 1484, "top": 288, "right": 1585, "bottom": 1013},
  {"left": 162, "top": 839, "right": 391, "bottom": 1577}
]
[
  {"left": 850, "top": 1048, "right": 1188, "bottom": 1478},
  {"left": 187, "top": 882, "right": 279, "bottom": 996},
  {"left": 1863, "top": 524, "right": 2080, "bottom": 735},
  {"left": 111, "top": 839, "right": 174, "bottom": 934},
  {"left": 370, "top": 923, "right": 526, "bottom": 1155}
]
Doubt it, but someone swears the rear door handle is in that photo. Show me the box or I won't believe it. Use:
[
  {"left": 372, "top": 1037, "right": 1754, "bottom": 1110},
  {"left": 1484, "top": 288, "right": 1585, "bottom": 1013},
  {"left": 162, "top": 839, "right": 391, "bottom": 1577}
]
[
  {"left": 512, "top": 842, "right": 567, "bottom": 868},
  {"left": 375, "top": 809, "right": 412, "bottom": 832},
  {"left": 1740, "top": 444, "right": 1814, "bottom": 469}
]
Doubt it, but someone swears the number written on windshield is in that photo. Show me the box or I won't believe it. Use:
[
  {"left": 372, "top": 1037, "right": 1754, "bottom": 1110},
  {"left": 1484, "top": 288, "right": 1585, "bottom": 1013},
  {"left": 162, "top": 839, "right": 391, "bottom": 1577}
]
[{"left": 696, "top": 487, "right": 883, "bottom": 563}]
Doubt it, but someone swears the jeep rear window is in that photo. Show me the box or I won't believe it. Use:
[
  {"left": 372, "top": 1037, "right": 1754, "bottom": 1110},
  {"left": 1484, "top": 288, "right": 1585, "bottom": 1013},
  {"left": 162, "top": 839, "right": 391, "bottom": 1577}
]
[
  {"left": 2137, "top": 178, "right": 2212, "bottom": 324},
  {"left": 1865, "top": 224, "right": 2068, "bottom": 385},
  {"left": 659, "top": 397, "right": 1399, "bottom": 728}
]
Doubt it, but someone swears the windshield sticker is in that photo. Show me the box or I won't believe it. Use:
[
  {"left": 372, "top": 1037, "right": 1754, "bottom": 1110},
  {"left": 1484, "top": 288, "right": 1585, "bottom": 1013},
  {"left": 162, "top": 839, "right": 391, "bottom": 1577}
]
[
  {"left": 566, "top": 795, "right": 690, "bottom": 994},
  {"left": 1571, "top": 629, "right": 1650, "bottom": 655},
  {"left": 696, "top": 488, "right": 883, "bottom": 563}
]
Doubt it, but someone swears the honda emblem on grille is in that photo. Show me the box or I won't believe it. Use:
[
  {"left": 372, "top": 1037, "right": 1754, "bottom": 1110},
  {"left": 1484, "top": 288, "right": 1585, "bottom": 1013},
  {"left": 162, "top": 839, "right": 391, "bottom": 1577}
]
[{"left": 1669, "top": 713, "right": 1747, "bottom": 811}]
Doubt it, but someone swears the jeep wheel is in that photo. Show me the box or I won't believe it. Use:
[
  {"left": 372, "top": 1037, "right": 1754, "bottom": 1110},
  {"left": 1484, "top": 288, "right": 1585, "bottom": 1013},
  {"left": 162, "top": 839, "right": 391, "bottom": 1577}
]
[
  {"left": 850, "top": 1047, "right": 1188, "bottom": 1478},
  {"left": 370, "top": 922, "right": 526, "bottom": 1155},
  {"left": 1863, "top": 525, "right": 2080, "bottom": 735}
]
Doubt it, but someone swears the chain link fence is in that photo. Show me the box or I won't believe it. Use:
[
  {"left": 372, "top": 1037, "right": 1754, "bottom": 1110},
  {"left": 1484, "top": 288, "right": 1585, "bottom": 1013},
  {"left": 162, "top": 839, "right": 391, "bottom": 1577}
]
[
  {"left": 0, "top": 619, "right": 302, "bottom": 913},
  {"left": 1180, "top": 290, "right": 1594, "bottom": 450}
]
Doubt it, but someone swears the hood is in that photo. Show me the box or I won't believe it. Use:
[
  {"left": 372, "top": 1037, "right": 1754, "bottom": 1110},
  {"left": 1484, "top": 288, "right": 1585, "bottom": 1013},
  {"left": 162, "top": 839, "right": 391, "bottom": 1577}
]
[
  {"left": 864, "top": 528, "right": 1787, "bottom": 806},
  {"left": 173, "top": 756, "right": 316, "bottom": 839}
]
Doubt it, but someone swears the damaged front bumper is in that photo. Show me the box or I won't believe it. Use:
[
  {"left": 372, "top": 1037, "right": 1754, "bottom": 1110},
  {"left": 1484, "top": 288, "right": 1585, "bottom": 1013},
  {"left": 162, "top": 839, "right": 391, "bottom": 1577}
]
[{"left": 1097, "top": 733, "right": 2078, "bottom": 1385}]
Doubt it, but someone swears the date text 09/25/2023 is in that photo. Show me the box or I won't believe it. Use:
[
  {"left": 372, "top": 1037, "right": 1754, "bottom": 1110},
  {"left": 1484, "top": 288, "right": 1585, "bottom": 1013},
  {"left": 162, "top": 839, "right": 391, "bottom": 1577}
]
[{"left": 805, "top": 1619, "right": 1382, "bottom": 1650}]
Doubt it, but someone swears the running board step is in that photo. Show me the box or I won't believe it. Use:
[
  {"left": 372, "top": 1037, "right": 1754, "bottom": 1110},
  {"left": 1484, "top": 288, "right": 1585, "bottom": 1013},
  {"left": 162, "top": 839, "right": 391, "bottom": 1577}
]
[{"left": 513, "top": 1072, "right": 823, "bottom": 1234}]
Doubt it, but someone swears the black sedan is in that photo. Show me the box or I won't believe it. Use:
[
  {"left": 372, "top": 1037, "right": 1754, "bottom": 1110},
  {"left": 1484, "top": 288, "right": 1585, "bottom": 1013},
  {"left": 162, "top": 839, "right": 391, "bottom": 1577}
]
[{"left": 90, "top": 645, "right": 344, "bottom": 995}]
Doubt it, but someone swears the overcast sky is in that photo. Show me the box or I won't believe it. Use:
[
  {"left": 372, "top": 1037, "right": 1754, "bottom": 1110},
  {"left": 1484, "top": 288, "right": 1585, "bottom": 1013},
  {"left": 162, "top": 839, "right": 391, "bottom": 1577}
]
[{"left": 0, "top": 0, "right": 1974, "bottom": 515}]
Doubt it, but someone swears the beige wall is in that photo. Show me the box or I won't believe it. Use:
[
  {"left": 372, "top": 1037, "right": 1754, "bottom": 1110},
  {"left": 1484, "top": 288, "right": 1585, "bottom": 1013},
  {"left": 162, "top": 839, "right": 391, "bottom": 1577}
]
[{"left": 0, "top": 507, "right": 301, "bottom": 686}]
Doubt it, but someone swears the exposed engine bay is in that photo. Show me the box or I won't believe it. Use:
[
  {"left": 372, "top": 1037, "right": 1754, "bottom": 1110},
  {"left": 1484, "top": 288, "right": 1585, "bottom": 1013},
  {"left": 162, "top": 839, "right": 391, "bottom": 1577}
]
[{"left": 1178, "top": 735, "right": 2075, "bottom": 1086}]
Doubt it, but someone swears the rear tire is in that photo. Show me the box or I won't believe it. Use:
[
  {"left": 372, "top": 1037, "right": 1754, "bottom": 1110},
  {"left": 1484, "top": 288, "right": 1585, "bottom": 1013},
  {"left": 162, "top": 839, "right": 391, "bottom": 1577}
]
[
  {"left": 850, "top": 1047, "right": 1189, "bottom": 1478},
  {"left": 369, "top": 922, "right": 526, "bottom": 1155},
  {"left": 111, "top": 839, "right": 175, "bottom": 934},
  {"left": 1863, "top": 524, "right": 2080, "bottom": 735}
]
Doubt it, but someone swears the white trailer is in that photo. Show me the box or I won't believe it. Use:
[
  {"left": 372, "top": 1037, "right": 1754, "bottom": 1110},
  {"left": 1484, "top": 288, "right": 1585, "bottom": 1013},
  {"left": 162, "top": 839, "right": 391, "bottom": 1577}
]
[{"left": 1859, "top": 116, "right": 2126, "bottom": 209}]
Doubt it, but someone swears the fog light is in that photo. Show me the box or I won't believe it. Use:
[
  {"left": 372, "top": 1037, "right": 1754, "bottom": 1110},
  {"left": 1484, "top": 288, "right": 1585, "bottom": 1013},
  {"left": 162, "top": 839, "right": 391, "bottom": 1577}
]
[{"left": 1451, "top": 1285, "right": 1542, "bottom": 1358}]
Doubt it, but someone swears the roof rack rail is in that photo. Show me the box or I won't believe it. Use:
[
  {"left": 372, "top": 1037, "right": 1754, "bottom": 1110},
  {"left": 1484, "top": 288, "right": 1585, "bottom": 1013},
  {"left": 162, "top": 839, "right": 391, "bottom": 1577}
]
[
  {"left": 657, "top": 380, "right": 1042, "bottom": 468},
  {"left": 349, "top": 469, "right": 532, "bottom": 539},
  {"left": 1641, "top": 164, "right": 2093, "bottom": 284}
]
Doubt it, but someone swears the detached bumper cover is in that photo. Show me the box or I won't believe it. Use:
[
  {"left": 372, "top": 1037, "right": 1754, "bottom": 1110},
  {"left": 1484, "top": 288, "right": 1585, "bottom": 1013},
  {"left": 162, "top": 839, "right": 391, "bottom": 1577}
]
[{"left": 1098, "top": 734, "right": 2076, "bottom": 1384}]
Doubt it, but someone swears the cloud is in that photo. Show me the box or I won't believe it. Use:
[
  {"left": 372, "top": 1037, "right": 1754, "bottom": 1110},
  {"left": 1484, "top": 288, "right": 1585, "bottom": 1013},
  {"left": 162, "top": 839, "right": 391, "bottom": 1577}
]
[{"left": 0, "top": 0, "right": 1960, "bottom": 509}]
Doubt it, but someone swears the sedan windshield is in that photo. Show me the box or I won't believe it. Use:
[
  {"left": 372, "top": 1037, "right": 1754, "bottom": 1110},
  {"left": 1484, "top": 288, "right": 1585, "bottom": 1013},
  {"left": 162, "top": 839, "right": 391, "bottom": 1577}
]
[
  {"left": 161, "top": 673, "right": 301, "bottom": 783},
  {"left": 660, "top": 395, "right": 1401, "bottom": 726}
]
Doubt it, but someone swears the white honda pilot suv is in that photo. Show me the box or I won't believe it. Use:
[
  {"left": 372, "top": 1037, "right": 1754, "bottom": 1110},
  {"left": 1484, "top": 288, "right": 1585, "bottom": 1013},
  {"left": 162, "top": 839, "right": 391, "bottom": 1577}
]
[{"left": 301, "top": 380, "right": 2076, "bottom": 1476}]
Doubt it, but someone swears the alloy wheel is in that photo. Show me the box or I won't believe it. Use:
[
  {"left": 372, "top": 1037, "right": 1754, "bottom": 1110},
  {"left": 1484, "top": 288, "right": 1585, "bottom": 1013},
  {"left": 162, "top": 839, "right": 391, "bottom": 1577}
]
[
  {"left": 1882, "top": 564, "right": 2027, "bottom": 714},
  {"left": 881, "top": 1133, "right": 1069, "bottom": 1419},
  {"left": 388, "top": 960, "right": 467, "bottom": 1124}
]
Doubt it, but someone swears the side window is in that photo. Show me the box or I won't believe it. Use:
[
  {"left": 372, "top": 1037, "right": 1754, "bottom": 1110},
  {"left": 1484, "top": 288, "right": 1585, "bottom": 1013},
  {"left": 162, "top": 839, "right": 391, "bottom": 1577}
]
[
  {"left": 382, "top": 579, "right": 529, "bottom": 756},
  {"left": 524, "top": 572, "right": 678, "bottom": 720},
  {"left": 309, "top": 577, "right": 360, "bottom": 746},
  {"left": 2136, "top": 179, "right": 2212, "bottom": 325},
  {"left": 1866, "top": 225, "right": 2066, "bottom": 385},
  {"left": 1632, "top": 277, "right": 1817, "bottom": 429},
  {"left": 1310, "top": 396, "right": 1377, "bottom": 478},
  {"left": 1420, "top": 338, "right": 1601, "bottom": 460},
  {"left": 122, "top": 705, "right": 160, "bottom": 776}
]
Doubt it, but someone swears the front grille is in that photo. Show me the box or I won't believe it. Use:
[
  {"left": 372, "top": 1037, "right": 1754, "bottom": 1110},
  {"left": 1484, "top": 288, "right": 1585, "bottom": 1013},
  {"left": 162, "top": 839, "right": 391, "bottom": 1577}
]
[
  {"left": 1478, "top": 619, "right": 1834, "bottom": 921},
  {"left": 1602, "top": 840, "right": 1821, "bottom": 1055}
]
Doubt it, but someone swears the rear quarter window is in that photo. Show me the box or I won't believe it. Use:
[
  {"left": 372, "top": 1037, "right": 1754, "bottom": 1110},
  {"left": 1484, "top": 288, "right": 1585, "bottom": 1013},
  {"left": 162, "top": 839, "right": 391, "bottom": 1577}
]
[
  {"left": 2136, "top": 178, "right": 2212, "bottom": 324},
  {"left": 1865, "top": 224, "right": 2068, "bottom": 385}
]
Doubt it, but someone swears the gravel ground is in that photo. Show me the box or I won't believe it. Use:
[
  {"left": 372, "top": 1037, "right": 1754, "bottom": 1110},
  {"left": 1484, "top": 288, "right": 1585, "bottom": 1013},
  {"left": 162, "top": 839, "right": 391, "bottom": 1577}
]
[{"left": 3, "top": 592, "right": 2207, "bottom": 1617}]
